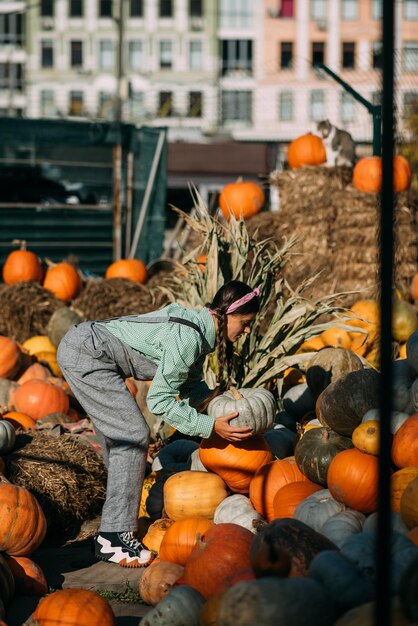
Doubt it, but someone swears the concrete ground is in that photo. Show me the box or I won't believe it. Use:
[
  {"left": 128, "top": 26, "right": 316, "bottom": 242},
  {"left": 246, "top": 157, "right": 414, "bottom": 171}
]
[{"left": 5, "top": 535, "right": 152, "bottom": 626}]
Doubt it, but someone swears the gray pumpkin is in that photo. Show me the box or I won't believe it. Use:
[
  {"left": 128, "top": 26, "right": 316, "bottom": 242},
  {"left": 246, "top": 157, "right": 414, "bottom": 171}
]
[
  {"left": 0, "top": 420, "right": 16, "bottom": 455},
  {"left": 208, "top": 387, "right": 276, "bottom": 434}
]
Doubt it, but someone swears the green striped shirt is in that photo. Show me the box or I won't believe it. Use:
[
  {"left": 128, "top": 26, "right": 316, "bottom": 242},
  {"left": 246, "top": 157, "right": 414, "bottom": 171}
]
[{"left": 98, "top": 303, "right": 217, "bottom": 438}]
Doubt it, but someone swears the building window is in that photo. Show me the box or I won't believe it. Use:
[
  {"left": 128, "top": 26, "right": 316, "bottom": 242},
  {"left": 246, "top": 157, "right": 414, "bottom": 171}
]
[
  {"left": 0, "top": 14, "right": 24, "bottom": 45},
  {"left": 403, "top": 42, "right": 418, "bottom": 72},
  {"left": 309, "top": 89, "right": 325, "bottom": 121},
  {"left": 159, "top": 0, "right": 173, "bottom": 17},
  {"left": 0, "top": 63, "right": 23, "bottom": 91},
  {"left": 99, "top": 40, "right": 114, "bottom": 70},
  {"left": 279, "top": 91, "right": 294, "bottom": 120},
  {"left": 159, "top": 40, "right": 173, "bottom": 69},
  {"left": 70, "top": 41, "right": 83, "bottom": 67},
  {"left": 98, "top": 92, "right": 115, "bottom": 119},
  {"left": 221, "top": 39, "right": 253, "bottom": 76},
  {"left": 40, "top": 89, "right": 56, "bottom": 116},
  {"left": 69, "top": 90, "right": 84, "bottom": 115},
  {"left": 69, "top": 0, "right": 83, "bottom": 17},
  {"left": 404, "top": 0, "right": 418, "bottom": 20},
  {"left": 41, "top": 39, "right": 54, "bottom": 67},
  {"left": 41, "top": 0, "right": 54, "bottom": 16},
  {"left": 403, "top": 91, "right": 418, "bottom": 118},
  {"left": 372, "top": 41, "right": 382, "bottom": 69},
  {"left": 220, "top": 0, "right": 254, "bottom": 28},
  {"left": 311, "top": 0, "right": 327, "bottom": 20},
  {"left": 130, "top": 0, "right": 143, "bottom": 16},
  {"left": 371, "top": 0, "right": 382, "bottom": 20},
  {"left": 189, "top": 0, "right": 203, "bottom": 16},
  {"left": 99, "top": 0, "right": 112, "bottom": 17},
  {"left": 158, "top": 91, "right": 173, "bottom": 117},
  {"left": 221, "top": 90, "right": 252, "bottom": 124},
  {"left": 341, "top": 91, "right": 355, "bottom": 122},
  {"left": 312, "top": 42, "right": 325, "bottom": 66},
  {"left": 128, "top": 90, "right": 145, "bottom": 119},
  {"left": 187, "top": 91, "right": 202, "bottom": 117},
  {"left": 342, "top": 0, "right": 358, "bottom": 20},
  {"left": 189, "top": 40, "right": 203, "bottom": 70},
  {"left": 342, "top": 42, "right": 355, "bottom": 69},
  {"left": 128, "top": 40, "right": 144, "bottom": 71},
  {"left": 280, "top": 42, "right": 293, "bottom": 69}
]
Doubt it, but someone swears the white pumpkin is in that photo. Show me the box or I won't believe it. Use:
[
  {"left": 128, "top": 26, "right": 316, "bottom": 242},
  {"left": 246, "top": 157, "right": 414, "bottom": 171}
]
[
  {"left": 213, "top": 494, "right": 263, "bottom": 534},
  {"left": 0, "top": 420, "right": 16, "bottom": 455},
  {"left": 208, "top": 386, "right": 276, "bottom": 434},
  {"left": 320, "top": 509, "right": 366, "bottom": 548},
  {"left": 362, "top": 408, "right": 409, "bottom": 434},
  {"left": 294, "top": 488, "right": 346, "bottom": 532}
]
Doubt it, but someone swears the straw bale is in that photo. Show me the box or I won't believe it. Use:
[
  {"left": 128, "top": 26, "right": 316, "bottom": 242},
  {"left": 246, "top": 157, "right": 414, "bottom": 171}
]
[
  {"left": 5, "top": 430, "right": 106, "bottom": 545},
  {"left": 0, "top": 282, "right": 64, "bottom": 343}
]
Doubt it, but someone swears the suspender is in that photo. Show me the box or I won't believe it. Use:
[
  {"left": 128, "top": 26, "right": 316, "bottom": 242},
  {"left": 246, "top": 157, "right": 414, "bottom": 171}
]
[{"left": 97, "top": 314, "right": 205, "bottom": 341}]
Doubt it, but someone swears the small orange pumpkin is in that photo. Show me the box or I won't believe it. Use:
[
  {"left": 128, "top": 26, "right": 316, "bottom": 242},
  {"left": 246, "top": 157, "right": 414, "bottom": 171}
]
[
  {"left": 320, "top": 327, "right": 352, "bottom": 350},
  {"left": 43, "top": 262, "right": 81, "bottom": 302},
  {"left": 142, "top": 518, "right": 174, "bottom": 554},
  {"left": 219, "top": 180, "right": 265, "bottom": 220},
  {"left": 2, "top": 241, "right": 43, "bottom": 285},
  {"left": 0, "top": 336, "right": 22, "bottom": 380},
  {"left": 353, "top": 155, "right": 412, "bottom": 193},
  {"left": 105, "top": 258, "right": 147, "bottom": 284},
  {"left": 3, "top": 411, "right": 37, "bottom": 431},
  {"left": 14, "top": 379, "right": 70, "bottom": 419},
  {"left": 158, "top": 517, "right": 214, "bottom": 565},
  {"left": 287, "top": 134, "right": 326, "bottom": 169},
  {"left": 271, "top": 480, "right": 322, "bottom": 519},
  {"left": 297, "top": 335, "right": 325, "bottom": 353},
  {"left": 327, "top": 448, "right": 379, "bottom": 514}
]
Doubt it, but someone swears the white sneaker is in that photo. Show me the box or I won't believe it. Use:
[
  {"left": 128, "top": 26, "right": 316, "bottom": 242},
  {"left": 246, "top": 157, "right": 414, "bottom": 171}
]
[{"left": 94, "top": 531, "right": 154, "bottom": 568}]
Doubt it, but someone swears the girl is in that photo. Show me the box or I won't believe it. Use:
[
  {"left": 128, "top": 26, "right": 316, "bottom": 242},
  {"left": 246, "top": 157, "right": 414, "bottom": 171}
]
[{"left": 57, "top": 280, "right": 259, "bottom": 568}]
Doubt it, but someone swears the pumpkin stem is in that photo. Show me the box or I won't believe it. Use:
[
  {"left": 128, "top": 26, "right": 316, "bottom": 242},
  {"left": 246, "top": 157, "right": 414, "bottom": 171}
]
[
  {"left": 230, "top": 386, "right": 242, "bottom": 400},
  {"left": 12, "top": 239, "right": 27, "bottom": 250}
]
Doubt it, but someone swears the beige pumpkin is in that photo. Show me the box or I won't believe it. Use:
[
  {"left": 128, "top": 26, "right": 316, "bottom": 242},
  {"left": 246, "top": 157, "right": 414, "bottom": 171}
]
[
  {"left": 352, "top": 421, "right": 380, "bottom": 456},
  {"left": 163, "top": 470, "right": 228, "bottom": 521},
  {"left": 138, "top": 561, "right": 184, "bottom": 606}
]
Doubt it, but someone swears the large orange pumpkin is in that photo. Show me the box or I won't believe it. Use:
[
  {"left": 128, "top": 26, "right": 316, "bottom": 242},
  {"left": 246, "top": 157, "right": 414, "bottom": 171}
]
[
  {"left": 32, "top": 588, "right": 116, "bottom": 626},
  {"left": 158, "top": 517, "right": 214, "bottom": 565},
  {"left": 391, "top": 467, "right": 418, "bottom": 512},
  {"left": 163, "top": 470, "right": 228, "bottom": 521},
  {"left": 199, "top": 433, "right": 273, "bottom": 494},
  {"left": 6, "top": 555, "right": 48, "bottom": 596},
  {"left": 287, "top": 134, "right": 326, "bottom": 169},
  {"left": 392, "top": 414, "right": 418, "bottom": 468},
  {"left": 249, "top": 458, "right": 309, "bottom": 521},
  {"left": 271, "top": 480, "right": 322, "bottom": 519},
  {"left": 105, "top": 258, "right": 147, "bottom": 284},
  {"left": 2, "top": 242, "right": 43, "bottom": 285},
  {"left": 327, "top": 448, "right": 379, "bottom": 514},
  {"left": 0, "top": 336, "right": 22, "bottom": 380},
  {"left": 219, "top": 180, "right": 265, "bottom": 220},
  {"left": 43, "top": 262, "right": 81, "bottom": 302},
  {"left": 14, "top": 379, "right": 70, "bottom": 419},
  {"left": 352, "top": 155, "right": 412, "bottom": 193},
  {"left": 0, "top": 483, "right": 47, "bottom": 555}
]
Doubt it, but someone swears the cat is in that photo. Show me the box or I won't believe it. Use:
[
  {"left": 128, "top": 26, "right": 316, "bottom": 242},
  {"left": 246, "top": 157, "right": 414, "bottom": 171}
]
[{"left": 313, "top": 119, "right": 356, "bottom": 167}]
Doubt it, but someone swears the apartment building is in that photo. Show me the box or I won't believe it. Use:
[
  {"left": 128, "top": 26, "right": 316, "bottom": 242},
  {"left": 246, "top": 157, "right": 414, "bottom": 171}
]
[{"left": 0, "top": 1, "right": 26, "bottom": 116}]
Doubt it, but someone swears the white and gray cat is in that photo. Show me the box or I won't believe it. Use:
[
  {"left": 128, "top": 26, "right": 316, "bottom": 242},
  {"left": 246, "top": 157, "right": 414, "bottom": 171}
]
[{"left": 313, "top": 119, "right": 356, "bottom": 167}]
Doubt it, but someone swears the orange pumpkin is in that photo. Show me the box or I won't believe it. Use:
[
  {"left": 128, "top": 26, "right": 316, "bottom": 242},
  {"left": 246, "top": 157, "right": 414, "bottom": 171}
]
[
  {"left": 297, "top": 335, "right": 325, "bottom": 353},
  {"left": 287, "top": 134, "right": 326, "bottom": 169},
  {"left": 0, "top": 336, "right": 22, "bottom": 380},
  {"left": 219, "top": 180, "right": 265, "bottom": 220},
  {"left": 138, "top": 560, "right": 184, "bottom": 606},
  {"left": 400, "top": 476, "right": 418, "bottom": 529},
  {"left": 6, "top": 555, "right": 48, "bottom": 596},
  {"left": 320, "top": 327, "right": 352, "bottom": 350},
  {"left": 327, "top": 448, "right": 379, "bottom": 514},
  {"left": 199, "top": 433, "right": 273, "bottom": 494},
  {"left": 0, "top": 483, "right": 47, "bottom": 555},
  {"left": 159, "top": 517, "right": 214, "bottom": 565},
  {"left": 163, "top": 471, "right": 228, "bottom": 521},
  {"left": 43, "top": 262, "right": 81, "bottom": 302},
  {"left": 249, "top": 458, "right": 309, "bottom": 521},
  {"left": 105, "top": 258, "right": 147, "bottom": 284},
  {"left": 352, "top": 155, "right": 412, "bottom": 193},
  {"left": 32, "top": 588, "right": 116, "bottom": 626},
  {"left": 3, "top": 411, "right": 37, "bottom": 431},
  {"left": 271, "top": 480, "right": 322, "bottom": 519},
  {"left": 17, "top": 362, "right": 51, "bottom": 384},
  {"left": 391, "top": 467, "right": 418, "bottom": 512},
  {"left": 2, "top": 242, "right": 43, "bottom": 285},
  {"left": 392, "top": 414, "right": 418, "bottom": 468},
  {"left": 14, "top": 379, "right": 70, "bottom": 419},
  {"left": 142, "top": 518, "right": 174, "bottom": 554}
]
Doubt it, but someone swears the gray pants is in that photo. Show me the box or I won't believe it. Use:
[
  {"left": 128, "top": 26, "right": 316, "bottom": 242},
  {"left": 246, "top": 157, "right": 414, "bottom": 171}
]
[{"left": 57, "top": 321, "right": 157, "bottom": 532}]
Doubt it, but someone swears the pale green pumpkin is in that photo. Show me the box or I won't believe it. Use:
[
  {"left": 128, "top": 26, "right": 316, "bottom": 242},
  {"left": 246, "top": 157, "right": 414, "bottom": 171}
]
[{"left": 208, "top": 387, "right": 276, "bottom": 435}]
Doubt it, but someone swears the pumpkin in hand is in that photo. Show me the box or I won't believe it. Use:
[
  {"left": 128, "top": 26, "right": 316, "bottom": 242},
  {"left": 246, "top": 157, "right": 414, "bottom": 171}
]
[{"left": 208, "top": 386, "right": 276, "bottom": 435}]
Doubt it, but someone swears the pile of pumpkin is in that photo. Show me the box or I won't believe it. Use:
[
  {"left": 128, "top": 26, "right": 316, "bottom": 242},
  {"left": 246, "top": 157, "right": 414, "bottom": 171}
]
[{"left": 130, "top": 339, "right": 418, "bottom": 625}]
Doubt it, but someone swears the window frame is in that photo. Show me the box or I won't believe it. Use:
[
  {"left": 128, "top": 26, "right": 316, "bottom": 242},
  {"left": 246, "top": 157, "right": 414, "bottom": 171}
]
[
  {"left": 70, "top": 40, "right": 83, "bottom": 67},
  {"left": 279, "top": 91, "right": 294, "bottom": 121},
  {"left": 187, "top": 91, "right": 203, "bottom": 118},
  {"left": 69, "top": 0, "right": 83, "bottom": 17},
  {"left": 342, "top": 41, "right": 356, "bottom": 69},
  {"left": 280, "top": 41, "right": 293, "bottom": 70},
  {"left": 41, "top": 39, "right": 54, "bottom": 68}
]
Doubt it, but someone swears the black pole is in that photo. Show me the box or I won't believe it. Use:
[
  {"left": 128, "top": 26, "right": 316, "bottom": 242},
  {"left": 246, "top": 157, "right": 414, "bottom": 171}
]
[{"left": 376, "top": 0, "right": 395, "bottom": 624}]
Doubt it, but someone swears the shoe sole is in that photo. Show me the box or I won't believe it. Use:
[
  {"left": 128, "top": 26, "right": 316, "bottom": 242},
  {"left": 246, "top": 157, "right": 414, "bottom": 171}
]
[{"left": 95, "top": 553, "right": 155, "bottom": 568}]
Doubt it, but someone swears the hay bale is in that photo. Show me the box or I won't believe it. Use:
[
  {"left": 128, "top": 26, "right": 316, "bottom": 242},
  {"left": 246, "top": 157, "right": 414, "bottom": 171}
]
[
  {"left": 5, "top": 431, "right": 107, "bottom": 545},
  {"left": 0, "top": 282, "right": 64, "bottom": 343}
]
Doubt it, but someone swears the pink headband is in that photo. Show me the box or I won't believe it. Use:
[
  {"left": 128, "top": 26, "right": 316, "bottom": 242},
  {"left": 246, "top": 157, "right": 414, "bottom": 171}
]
[{"left": 209, "top": 286, "right": 260, "bottom": 316}]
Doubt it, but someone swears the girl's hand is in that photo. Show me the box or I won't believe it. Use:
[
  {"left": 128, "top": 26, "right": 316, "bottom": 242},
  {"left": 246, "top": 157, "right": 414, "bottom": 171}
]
[{"left": 213, "top": 412, "right": 253, "bottom": 442}]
